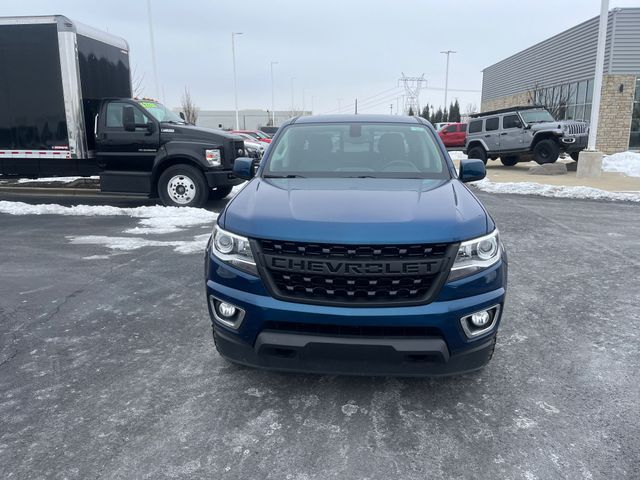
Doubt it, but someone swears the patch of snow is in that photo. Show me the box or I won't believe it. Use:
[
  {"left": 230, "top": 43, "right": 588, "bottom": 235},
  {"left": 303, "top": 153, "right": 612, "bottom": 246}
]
[
  {"left": 602, "top": 151, "right": 640, "bottom": 177},
  {"left": 472, "top": 178, "right": 640, "bottom": 202},
  {"left": 82, "top": 255, "right": 111, "bottom": 260},
  {"left": 69, "top": 233, "right": 211, "bottom": 254},
  {"left": 448, "top": 151, "right": 468, "bottom": 161},
  {"left": 15, "top": 176, "right": 99, "bottom": 184}
]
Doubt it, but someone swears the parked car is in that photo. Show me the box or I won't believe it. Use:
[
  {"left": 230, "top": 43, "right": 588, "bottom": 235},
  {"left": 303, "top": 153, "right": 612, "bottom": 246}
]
[
  {"left": 0, "top": 15, "right": 245, "bottom": 206},
  {"left": 205, "top": 114, "right": 508, "bottom": 376},
  {"left": 232, "top": 130, "right": 272, "bottom": 143},
  {"left": 232, "top": 133, "right": 266, "bottom": 157},
  {"left": 465, "top": 106, "right": 588, "bottom": 166},
  {"left": 259, "top": 126, "right": 279, "bottom": 137},
  {"left": 438, "top": 122, "right": 467, "bottom": 148},
  {"left": 434, "top": 122, "right": 455, "bottom": 131}
]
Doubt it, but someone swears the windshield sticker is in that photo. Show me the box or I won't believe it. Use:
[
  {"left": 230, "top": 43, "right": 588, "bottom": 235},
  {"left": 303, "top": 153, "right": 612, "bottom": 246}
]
[{"left": 140, "top": 102, "right": 157, "bottom": 109}]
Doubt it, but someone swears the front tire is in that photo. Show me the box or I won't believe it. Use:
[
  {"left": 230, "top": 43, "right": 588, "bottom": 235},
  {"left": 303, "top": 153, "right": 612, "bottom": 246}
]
[
  {"left": 158, "top": 164, "right": 208, "bottom": 207},
  {"left": 533, "top": 139, "right": 560, "bottom": 164},
  {"left": 467, "top": 146, "right": 488, "bottom": 165},
  {"left": 500, "top": 156, "right": 519, "bottom": 167},
  {"left": 209, "top": 185, "right": 234, "bottom": 200},
  {"left": 570, "top": 152, "right": 580, "bottom": 161}
]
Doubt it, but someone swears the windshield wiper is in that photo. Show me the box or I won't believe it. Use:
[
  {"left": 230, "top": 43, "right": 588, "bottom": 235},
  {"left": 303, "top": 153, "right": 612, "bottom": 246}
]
[{"left": 263, "top": 174, "right": 306, "bottom": 178}]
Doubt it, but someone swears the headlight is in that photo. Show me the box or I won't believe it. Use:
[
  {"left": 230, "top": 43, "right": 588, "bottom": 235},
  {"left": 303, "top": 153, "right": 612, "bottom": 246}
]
[
  {"left": 211, "top": 225, "right": 257, "bottom": 275},
  {"left": 448, "top": 229, "right": 501, "bottom": 281},
  {"left": 205, "top": 148, "right": 222, "bottom": 167}
]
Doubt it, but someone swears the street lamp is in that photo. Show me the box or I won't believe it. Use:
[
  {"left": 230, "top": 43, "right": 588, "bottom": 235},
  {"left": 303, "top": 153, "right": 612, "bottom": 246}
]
[
  {"left": 270, "top": 61, "right": 278, "bottom": 126},
  {"left": 440, "top": 50, "right": 456, "bottom": 118},
  {"left": 146, "top": 0, "right": 160, "bottom": 101},
  {"left": 231, "top": 32, "right": 243, "bottom": 130}
]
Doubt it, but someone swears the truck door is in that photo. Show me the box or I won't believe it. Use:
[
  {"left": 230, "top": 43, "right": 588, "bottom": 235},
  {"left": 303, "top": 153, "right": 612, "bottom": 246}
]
[
  {"left": 483, "top": 117, "right": 501, "bottom": 151},
  {"left": 498, "top": 114, "right": 525, "bottom": 152},
  {"left": 96, "top": 101, "right": 159, "bottom": 173}
]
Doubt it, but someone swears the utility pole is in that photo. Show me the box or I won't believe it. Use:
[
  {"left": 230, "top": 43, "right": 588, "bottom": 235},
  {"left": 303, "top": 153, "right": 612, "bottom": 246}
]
[
  {"left": 146, "top": 0, "right": 160, "bottom": 101},
  {"left": 270, "top": 61, "right": 278, "bottom": 126},
  {"left": 398, "top": 73, "right": 426, "bottom": 114},
  {"left": 440, "top": 50, "right": 456, "bottom": 118},
  {"left": 355, "top": 99, "right": 358, "bottom": 114},
  {"left": 290, "top": 77, "right": 296, "bottom": 116},
  {"left": 389, "top": 104, "right": 393, "bottom": 115},
  {"left": 231, "top": 32, "right": 243, "bottom": 130},
  {"left": 587, "top": 0, "right": 608, "bottom": 151}
]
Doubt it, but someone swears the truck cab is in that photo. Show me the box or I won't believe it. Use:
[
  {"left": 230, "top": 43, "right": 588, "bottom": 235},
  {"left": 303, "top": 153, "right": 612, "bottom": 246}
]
[{"left": 95, "top": 98, "right": 246, "bottom": 206}]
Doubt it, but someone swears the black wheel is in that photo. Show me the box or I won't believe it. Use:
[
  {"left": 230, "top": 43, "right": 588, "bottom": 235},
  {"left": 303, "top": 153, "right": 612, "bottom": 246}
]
[
  {"left": 158, "top": 164, "right": 208, "bottom": 207},
  {"left": 570, "top": 152, "right": 580, "bottom": 161},
  {"left": 467, "top": 146, "right": 487, "bottom": 165},
  {"left": 500, "top": 156, "right": 519, "bottom": 167},
  {"left": 209, "top": 185, "right": 233, "bottom": 200},
  {"left": 533, "top": 139, "right": 560, "bottom": 164}
]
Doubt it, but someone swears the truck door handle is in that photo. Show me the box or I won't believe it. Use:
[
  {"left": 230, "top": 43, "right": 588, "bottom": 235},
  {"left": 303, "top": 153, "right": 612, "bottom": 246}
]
[
  {"left": 484, "top": 134, "right": 491, "bottom": 137},
  {"left": 500, "top": 132, "right": 508, "bottom": 136}
]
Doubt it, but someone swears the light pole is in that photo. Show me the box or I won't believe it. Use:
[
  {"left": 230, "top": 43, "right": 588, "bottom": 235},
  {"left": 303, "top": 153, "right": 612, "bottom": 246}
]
[
  {"left": 231, "top": 32, "right": 243, "bottom": 130},
  {"left": 587, "top": 0, "right": 609, "bottom": 151},
  {"left": 146, "top": 0, "right": 160, "bottom": 101},
  {"left": 270, "top": 61, "right": 278, "bottom": 126},
  {"left": 290, "top": 77, "right": 296, "bottom": 116},
  {"left": 441, "top": 50, "right": 456, "bottom": 118}
]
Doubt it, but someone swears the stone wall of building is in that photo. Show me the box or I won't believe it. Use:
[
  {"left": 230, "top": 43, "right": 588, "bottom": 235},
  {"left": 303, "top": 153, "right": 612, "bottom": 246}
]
[
  {"left": 480, "top": 91, "right": 531, "bottom": 112},
  {"left": 481, "top": 74, "right": 638, "bottom": 153},
  {"left": 595, "top": 74, "right": 636, "bottom": 154}
]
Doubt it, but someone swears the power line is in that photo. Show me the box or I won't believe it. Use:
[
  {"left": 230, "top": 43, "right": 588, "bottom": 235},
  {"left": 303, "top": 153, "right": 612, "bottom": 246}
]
[{"left": 398, "top": 73, "right": 426, "bottom": 114}]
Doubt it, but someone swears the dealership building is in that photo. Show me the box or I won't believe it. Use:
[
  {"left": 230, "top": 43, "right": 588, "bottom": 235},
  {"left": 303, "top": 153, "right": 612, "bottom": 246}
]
[{"left": 481, "top": 8, "right": 640, "bottom": 153}]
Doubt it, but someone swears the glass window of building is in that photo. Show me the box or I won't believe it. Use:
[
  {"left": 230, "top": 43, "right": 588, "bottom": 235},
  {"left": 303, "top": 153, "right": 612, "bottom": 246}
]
[{"left": 629, "top": 78, "right": 640, "bottom": 150}]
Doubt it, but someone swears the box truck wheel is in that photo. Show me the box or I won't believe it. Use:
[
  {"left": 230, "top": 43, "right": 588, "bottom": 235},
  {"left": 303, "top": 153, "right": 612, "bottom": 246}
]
[{"left": 158, "top": 164, "right": 207, "bottom": 207}]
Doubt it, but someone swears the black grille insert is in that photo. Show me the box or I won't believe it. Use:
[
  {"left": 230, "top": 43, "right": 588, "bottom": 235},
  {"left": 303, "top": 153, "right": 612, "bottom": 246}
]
[{"left": 254, "top": 239, "right": 457, "bottom": 307}]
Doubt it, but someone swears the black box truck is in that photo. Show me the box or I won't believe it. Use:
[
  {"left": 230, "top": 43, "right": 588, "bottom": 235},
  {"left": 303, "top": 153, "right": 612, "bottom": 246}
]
[{"left": 0, "top": 15, "right": 249, "bottom": 207}]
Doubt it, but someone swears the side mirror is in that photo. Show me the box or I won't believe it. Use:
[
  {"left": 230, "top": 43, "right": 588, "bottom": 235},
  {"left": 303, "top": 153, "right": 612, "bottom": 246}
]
[
  {"left": 459, "top": 158, "right": 486, "bottom": 183},
  {"left": 441, "top": 130, "right": 448, "bottom": 135},
  {"left": 145, "top": 122, "right": 155, "bottom": 134},
  {"left": 123, "top": 106, "right": 136, "bottom": 132},
  {"left": 233, "top": 157, "right": 255, "bottom": 180},
  {"left": 179, "top": 112, "right": 185, "bottom": 121}
]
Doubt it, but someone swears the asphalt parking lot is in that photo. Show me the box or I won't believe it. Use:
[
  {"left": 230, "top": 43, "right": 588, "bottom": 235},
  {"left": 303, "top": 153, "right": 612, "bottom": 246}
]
[{"left": 1, "top": 190, "right": 639, "bottom": 479}]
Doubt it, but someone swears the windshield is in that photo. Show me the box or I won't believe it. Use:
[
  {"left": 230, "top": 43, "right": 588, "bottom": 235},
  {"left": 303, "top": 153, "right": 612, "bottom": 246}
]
[
  {"left": 254, "top": 131, "right": 269, "bottom": 139},
  {"left": 137, "top": 100, "right": 185, "bottom": 123},
  {"left": 263, "top": 122, "right": 450, "bottom": 179},
  {"left": 520, "top": 109, "right": 555, "bottom": 123}
]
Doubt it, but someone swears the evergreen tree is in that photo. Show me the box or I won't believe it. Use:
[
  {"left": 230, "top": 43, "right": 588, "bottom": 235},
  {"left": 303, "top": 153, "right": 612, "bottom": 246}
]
[
  {"left": 407, "top": 106, "right": 415, "bottom": 116},
  {"left": 448, "top": 99, "right": 461, "bottom": 122},
  {"left": 433, "top": 107, "right": 444, "bottom": 124},
  {"left": 420, "top": 105, "right": 430, "bottom": 120}
]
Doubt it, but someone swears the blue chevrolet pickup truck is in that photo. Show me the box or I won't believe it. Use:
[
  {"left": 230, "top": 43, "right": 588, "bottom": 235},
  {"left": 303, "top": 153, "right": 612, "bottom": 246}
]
[{"left": 204, "top": 114, "right": 507, "bottom": 376}]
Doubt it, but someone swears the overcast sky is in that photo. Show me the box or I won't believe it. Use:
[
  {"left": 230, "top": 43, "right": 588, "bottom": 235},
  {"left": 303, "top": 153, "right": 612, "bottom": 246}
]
[{"left": 5, "top": 0, "right": 640, "bottom": 114}]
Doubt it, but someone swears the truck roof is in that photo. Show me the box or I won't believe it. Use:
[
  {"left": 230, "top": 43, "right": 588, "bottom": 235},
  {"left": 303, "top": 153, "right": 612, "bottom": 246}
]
[
  {"left": 0, "top": 15, "right": 129, "bottom": 51},
  {"left": 470, "top": 105, "right": 546, "bottom": 118}
]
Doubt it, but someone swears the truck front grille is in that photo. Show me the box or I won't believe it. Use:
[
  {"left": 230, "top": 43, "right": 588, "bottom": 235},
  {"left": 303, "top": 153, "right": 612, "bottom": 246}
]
[
  {"left": 253, "top": 239, "right": 458, "bottom": 307},
  {"left": 565, "top": 123, "right": 587, "bottom": 135}
]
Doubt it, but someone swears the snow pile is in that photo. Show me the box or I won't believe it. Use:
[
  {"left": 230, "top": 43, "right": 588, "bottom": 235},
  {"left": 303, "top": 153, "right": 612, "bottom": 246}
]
[
  {"left": 69, "top": 233, "right": 211, "bottom": 254},
  {"left": 16, "top": 176, "right": 99, "bottom": 184},
  {"left": 448, "top": 151, "right": 468, "bottom": 161},
  {"left": 472, "top": 178, "right": 640, "bottom": 202},
  {"left": 0, "top": 201, "right": 217, "bottom": 234},
  {"left": 0, "top": 201, "right": 219, "bottom": 255},
  {"left": 602, "top": 151, "right": 640, "bottom": 177}
]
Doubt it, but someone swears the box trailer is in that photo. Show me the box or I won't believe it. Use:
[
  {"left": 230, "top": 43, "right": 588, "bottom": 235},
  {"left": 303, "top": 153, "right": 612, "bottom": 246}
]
[{"left": 0, "top": 15, "right": 251, "bottom": 206}]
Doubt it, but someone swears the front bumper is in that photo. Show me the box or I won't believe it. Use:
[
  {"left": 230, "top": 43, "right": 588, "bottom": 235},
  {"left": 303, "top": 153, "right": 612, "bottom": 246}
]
[
  {"left": 205, "top": 249, "right": 507, "bottom": 376},
  {"left": 204, "top": 170, "right": 244, "bottom": 188},
  {"left": 560, "top": 134, "right": 588, "bottom": 152}
]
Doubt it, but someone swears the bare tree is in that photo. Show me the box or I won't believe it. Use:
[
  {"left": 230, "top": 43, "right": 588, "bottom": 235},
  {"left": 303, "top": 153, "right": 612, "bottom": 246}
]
[
  {"left": 180, "top": 86, "right": 198, "bottom": 125},
  {"left": 465, "top": 103, "right": 478, "bottom": 116},
  {"left": 527, "top": 82, "right": 575, "bottom": 120},
  {"left": 132, "top": 66, "right": 145, "bottom": 98}
]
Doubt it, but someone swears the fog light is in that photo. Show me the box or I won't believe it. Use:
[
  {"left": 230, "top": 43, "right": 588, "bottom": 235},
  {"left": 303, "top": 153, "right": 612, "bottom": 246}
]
[
  {"left": 470, "top": 310, "right": 491, "bottom": 327},
  {"left": 218, "top": 302, "right": 236, "bottom": 318},
  {"left": 209, "top": 296, "right": 245, "bottom": 329}
]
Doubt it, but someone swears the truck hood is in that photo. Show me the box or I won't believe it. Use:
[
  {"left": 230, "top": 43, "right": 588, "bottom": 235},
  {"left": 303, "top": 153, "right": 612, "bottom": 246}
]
[
  {"left": 160, "top": 123, "right": 241, "bottom": 142},
  {"left": 221, "top": 178, "right": 491, "bottom": 244},
  {"left": 530, "top": 120, "right": 588, "bottom": 133}
]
